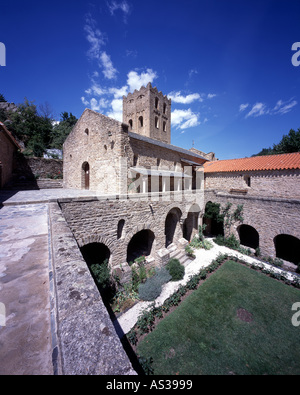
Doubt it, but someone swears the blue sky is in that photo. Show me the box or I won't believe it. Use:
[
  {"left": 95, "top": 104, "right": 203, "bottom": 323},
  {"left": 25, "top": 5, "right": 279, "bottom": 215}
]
[{"left": 1, "top": 0, "right": 300, "bottom": 159}]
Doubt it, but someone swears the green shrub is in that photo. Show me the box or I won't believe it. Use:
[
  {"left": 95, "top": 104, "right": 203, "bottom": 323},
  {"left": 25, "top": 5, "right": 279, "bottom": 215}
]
[
  {"left": 166, "top": 258, "right": 185, "bottom": 281},
  {"left": 185, "top": 245, "right": 195, "bottom": 258},
  {"left": 90, "top": 259, "right": 110, "bottom": 289},
  {"left": 138, "top": 267, "right": 171, "bottom": 301},
  {"left": 214, "top": 234, "right": 240, "bottom": 250},
  {"left": 138, "top": 277, "right": 162, "bottom": 301}
]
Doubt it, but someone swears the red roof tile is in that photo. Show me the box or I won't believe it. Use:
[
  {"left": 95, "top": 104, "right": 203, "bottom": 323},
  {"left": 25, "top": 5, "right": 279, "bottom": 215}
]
[{"left": 203, "top": 152, "right": 300, "bottom": 173}]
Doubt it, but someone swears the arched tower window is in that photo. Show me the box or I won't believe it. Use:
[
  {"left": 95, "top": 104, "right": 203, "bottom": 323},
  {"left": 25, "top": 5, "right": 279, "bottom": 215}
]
[
  {"left": 139, "top": 116, "right": 143, "bottom": 127},
  {"left": 163, "top": 103, "right": 167, "bottom": 114},
  {"left": 155, "top": 97, "right": 159, "bottom": 109},
  {"left": 155, "top": 116, "right": 159, "bottom": 129},
  {"left": 129, "top": 119, "right": 133, "bottom": 130},
  {"left": 163, "top": 121, "right": 166, "bottom": 132}
]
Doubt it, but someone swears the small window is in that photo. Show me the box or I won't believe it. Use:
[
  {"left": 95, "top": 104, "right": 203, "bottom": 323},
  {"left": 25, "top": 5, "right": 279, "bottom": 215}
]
[
  {"left": 84, "top": 128, "right": 89, "bottom": 135},
  {"left": 163, "top": 103, "right": 167, "bottom": 114},
  {"left": 139, "top": 116, "right": 143, "bottom": 127},
  {"left": 163, "top": 121, "right": 166, "bottom": 132},
  {"left": 244, "top": 175, "right": 251, "bottom": 187},
  {"left": 129, "top": 119, "right": 133, "bottom": 130},
  {"left": 133, "top": 155, "right": 138, "bottom": 166},
  {"left": 155, "top": 97, "right": 159, "bottom": 109},
  {"left": 155, "top": 116, "right": 159, "bottom": 129},
  {"left": 117, "top": 219, "right": 125, "bottom": 239}
]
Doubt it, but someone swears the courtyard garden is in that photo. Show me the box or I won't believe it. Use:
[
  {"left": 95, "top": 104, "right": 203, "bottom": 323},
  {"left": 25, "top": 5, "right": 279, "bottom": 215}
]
[{"left": 132, "top": 259, "right": 300, "bottom": 375}]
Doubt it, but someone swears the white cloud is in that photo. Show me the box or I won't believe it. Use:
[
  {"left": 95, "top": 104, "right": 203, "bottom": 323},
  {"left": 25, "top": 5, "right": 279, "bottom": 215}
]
[
  {"left": 82, "top": 68, "right": 159, "bottom": 121},
  {"left": 168, "top": 91, "right": 203, "bottom": 104},
  {"left": 243, "top": 99, "right": 297, "bottom": 118},
  {"left": 245, "top": 102, "right": 267, "bottom": 118},
  {"left": 239, "top": 103, "right": 249, "bottom": 112},
  {"left": 273, "top": 99, "right": 297, "bottom": 115},
  {"left": 207, "top": 93, "right": 217, "bottom": 99},
  {"left": 127, "top": 69, "right": 157, "bottom": 92},
  {"left": 100, "top": 51, "right": 118, "bottom": 80},
  {"left": 188, "top": 69, "right": 198, "bottom": 78},
  {"left": 109, "top": 85, "right": 128, "bottom": 98},
  {"left": 107, "top": 98, "right": 123, "bottom": 121},
  {"left": 107, "top": 0, "right": 131, "bottom": 22},
  {"left": 171, "top": 109, "right": 200, "bottom": 129},
  {"left": 81, "top": 96, "right": 89, "bottom": 106},
  {"left": 84, "top": 14, "right": 118, "bottom": 80},
  {"left": 84, "top": 15, "right": 106, "bottom": 60}
]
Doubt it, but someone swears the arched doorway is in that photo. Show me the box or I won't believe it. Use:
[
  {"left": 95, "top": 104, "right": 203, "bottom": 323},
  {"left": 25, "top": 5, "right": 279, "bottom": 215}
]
[
  {"left": 82, "top": 162, "right": 90, "bottom": 190},
  {"left": 165, "top": 208, "right": 182, "bottom": 247},
  {"left": 203, "top": 201, "right": 224, "bottom": 236},
  {"left": 237, "top": 224, "right": 259, "bottom": 249},
  {"left": 127, "top": 229, "right": 155, "bottom": 263},
  {"left": 274, "top": 234, "right": 300, "bottom": 264}
]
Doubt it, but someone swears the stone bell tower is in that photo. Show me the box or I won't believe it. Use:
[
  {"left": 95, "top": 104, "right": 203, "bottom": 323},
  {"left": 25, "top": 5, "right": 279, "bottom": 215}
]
[{"left": 123, "top": 82, "right": 171, "bottom": 144}]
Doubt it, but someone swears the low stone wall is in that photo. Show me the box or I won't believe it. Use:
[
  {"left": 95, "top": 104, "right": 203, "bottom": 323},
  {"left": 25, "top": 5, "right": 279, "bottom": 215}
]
[
  {"left": 26, "top": 157, "right": 63, "bottom": 179},
  {"left": 49, "top": 201, "right": 136, "bottom": 375}
]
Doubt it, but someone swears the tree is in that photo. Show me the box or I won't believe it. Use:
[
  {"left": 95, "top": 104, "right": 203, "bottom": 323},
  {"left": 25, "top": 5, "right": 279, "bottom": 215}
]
[
  {"left": 50, "top": 112, "right": 77, "bottom": 149},
  {"left": 8, "top": 98, "right": 53, "bottom": 157},
  {"left": 254, "top": 128, "right": 300, "bottom": 156},
  {"left": 0, "top": 93, "right": 7, "bottom": 102}
]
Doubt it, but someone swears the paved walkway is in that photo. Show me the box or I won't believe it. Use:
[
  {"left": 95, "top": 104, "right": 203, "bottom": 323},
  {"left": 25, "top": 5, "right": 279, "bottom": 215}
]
[
  {"left": 0, "top": 188, "right": 98, "bottom": 375},
  {"left": 0, "top": 203, "right": 53, "bottom": 374},
  {"left": 0, "top": 188, "right": 98, "bottom": 206}
]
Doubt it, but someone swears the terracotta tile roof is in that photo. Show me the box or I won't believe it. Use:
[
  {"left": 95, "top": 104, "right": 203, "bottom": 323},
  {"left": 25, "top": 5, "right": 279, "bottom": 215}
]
[{"left": 203, "top": 152, "right": 300, "bottom": 173}]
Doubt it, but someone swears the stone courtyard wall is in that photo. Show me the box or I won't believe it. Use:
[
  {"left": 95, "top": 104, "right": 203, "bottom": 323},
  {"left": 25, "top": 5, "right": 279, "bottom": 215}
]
[
  {"left": 205, "top": 169, "right": 300, "bottom": 199},
  {"left": 205, "top": 189, "right": 300, "bottom": 258},
  {"left": 59, "top": 191, "right": 204, "bottom": 278}
]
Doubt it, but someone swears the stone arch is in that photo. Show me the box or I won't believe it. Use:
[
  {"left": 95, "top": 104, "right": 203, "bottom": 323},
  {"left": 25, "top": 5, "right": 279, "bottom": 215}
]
[
  {"left": 274, "top": 234, "right": 300, "bottom": 264},
  {"left": 77, "top": 234, "right": 116, "bottom": 264},
  {"left": 165, "top": 207, "right": 182, "bottom": 247},
  {"left": 237, "top": 224, "right": 259, "bottom": 249},
  {"left": 183, "top": 203, "right": 201, "bottom": 242},
  {"left": 126, "top": 229, "right": 155, "bottom": 263},
  {"left": 80, "top": 242, "right": 111, "bottom": 267},
  {"left": 124, "top": 222, "right": 153, "bottom": 246}
]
